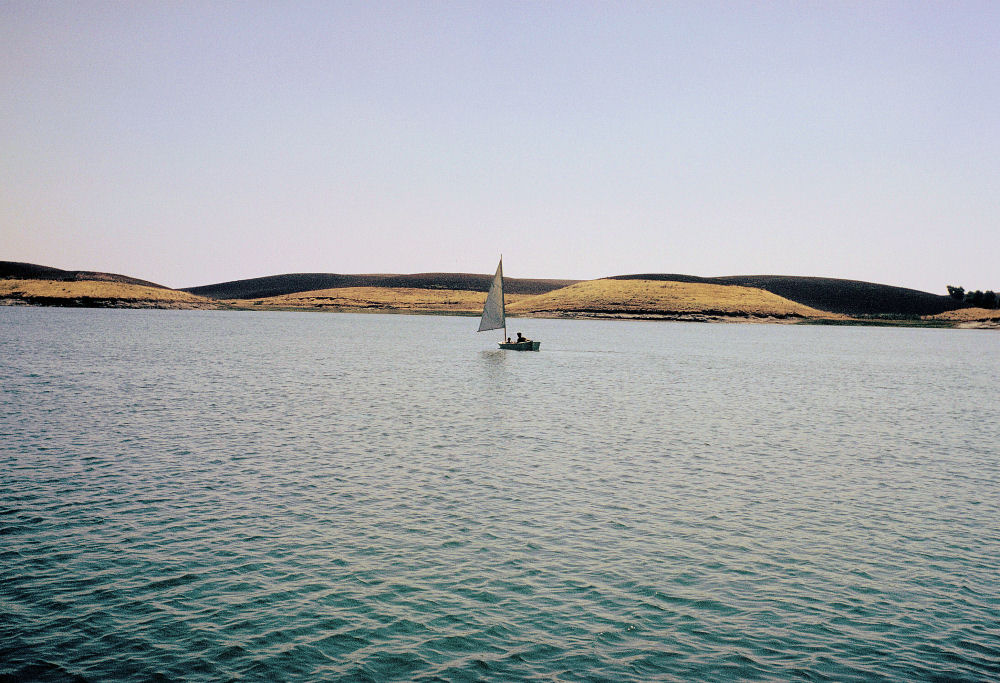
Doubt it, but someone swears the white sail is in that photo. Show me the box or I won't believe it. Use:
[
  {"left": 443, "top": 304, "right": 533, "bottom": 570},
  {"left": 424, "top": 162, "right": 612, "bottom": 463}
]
[{"left": 478, "top": 259, "right": 505, "bottom": 332}]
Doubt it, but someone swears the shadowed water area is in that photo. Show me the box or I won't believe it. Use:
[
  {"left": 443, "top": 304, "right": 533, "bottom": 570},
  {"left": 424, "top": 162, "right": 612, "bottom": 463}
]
[{"left": 2, "top": 308, "right": 998, "bottom": 681}]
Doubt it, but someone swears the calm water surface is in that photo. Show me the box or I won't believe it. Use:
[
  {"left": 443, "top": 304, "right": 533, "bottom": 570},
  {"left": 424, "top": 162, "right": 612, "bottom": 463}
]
[{"left": 2, "top": 308, "right": 999, "bottom": 681}]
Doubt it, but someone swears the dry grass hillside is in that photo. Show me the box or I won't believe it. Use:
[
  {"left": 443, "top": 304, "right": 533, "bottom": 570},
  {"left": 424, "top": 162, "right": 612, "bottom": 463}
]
[
  {"left": 610, "top": 274, "right": 960, "bottom": 316},
  {"left": 507, "top": 279, "right": 843, "bottom": 320},
  {"left": 234, "top": 280, "right": 843, "bottom": 320},
  {"left": 232, "top": 287, "right": 532, "bottom": 314},
  {"left": 0, "top": 279, "right": 217, "bottom": 308}
]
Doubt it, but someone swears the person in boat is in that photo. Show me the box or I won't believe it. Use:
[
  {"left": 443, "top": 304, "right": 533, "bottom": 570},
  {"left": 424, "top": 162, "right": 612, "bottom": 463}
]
[
  {"left": 506, "top": 337, "right": 512, "bottom": 343},
  {"left": 516, "top": 332, "right": 528, "bottom": 343}
]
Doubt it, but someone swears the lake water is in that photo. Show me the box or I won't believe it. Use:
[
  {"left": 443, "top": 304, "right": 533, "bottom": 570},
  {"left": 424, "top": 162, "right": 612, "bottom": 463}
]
[{"left": 2, "top": 307, "right": 998, "bottom": 681}]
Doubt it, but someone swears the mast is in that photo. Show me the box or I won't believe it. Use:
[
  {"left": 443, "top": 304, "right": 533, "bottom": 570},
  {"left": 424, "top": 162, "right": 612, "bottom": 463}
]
[{"left": 500, "top": 255, "right": 506, "bottom": 342}]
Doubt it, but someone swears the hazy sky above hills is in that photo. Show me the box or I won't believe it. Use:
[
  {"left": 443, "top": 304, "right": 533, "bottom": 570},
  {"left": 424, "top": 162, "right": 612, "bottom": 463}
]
[{"left": 3, "top": 2, "right": 997, "bottom": 292}]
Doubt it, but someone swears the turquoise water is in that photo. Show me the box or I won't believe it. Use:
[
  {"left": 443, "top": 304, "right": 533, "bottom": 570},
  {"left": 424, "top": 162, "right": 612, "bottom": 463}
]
[{"left": 2, "top": 307, "right": 998, "bottom": 681}]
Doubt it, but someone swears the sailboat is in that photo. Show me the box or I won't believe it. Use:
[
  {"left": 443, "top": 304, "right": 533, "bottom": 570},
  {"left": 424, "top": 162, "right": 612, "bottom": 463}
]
[{"left": 478, "top": 258, "right": 540, "bottom": 351}]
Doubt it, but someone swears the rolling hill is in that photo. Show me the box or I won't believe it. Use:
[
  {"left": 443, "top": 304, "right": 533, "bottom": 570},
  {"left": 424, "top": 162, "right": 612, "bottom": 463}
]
[
  {"left": 609, "top": 274, "right": 961, "bottom": 316},
  {"left": 4, "top": 260, "right": 984, "bottom": 323},
  {"left": 0, "top": 278, "right": 216, "bottom": 308},
  {"left": 229, "top": 286, "right": 532, "bottom": 314},
  {"left": 507, "top": 279, "right": 842, "bottom": 320},
  {"left": 0, "top": 261, "right": 168, "bottom": 289},
  {"left": 183, "top": 272, "right": 580, "bottom": 300}
]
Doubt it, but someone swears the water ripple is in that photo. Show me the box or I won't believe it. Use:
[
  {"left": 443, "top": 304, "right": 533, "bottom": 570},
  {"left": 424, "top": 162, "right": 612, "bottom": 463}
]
[{"left": 2, "top": 309, "right": 999, "bottom": 681}]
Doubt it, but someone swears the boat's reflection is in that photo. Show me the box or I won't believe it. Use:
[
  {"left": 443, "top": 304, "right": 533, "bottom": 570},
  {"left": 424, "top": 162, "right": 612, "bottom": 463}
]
[{"left": 479, "top": 349, "right": 507, "bottom": 364}]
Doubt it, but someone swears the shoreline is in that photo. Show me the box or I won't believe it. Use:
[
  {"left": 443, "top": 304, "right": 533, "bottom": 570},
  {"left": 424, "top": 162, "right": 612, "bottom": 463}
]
[{"left": 5, "top": 298, "right": 997, "bottom": 328}]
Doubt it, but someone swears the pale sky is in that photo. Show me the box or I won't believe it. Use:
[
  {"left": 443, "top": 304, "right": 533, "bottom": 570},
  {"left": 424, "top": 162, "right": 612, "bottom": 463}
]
[{"left": 2, "top": 1, "right": 997, "bottom": 292}]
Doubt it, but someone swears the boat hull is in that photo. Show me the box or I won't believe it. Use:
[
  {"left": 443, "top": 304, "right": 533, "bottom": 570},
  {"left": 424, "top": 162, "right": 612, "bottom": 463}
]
[{"left": 499, "top": 341, "right": 540, "bottom": 351}]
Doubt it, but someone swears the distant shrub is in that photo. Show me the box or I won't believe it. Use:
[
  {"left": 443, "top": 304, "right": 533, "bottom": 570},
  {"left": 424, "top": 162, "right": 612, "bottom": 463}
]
[
  {"left": 947, "top": 285, "right": 999, "bottom": 309},
  {"left": 961, "top": 289, "right": 999, "bottom": 309}
]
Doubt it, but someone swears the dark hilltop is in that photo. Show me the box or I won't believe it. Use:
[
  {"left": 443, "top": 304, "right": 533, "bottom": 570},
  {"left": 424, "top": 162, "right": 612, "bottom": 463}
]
[
  {"left": 182, "top": 272, "right": 580, "bottom": 300},
  {"left": 1, "top": 261, "right": 167, "bottom": 289}
]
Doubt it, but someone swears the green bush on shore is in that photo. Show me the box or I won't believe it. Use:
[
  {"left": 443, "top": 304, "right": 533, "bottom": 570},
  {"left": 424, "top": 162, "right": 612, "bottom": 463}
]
[{"left": 947, "top": 285, "right": 999, "bottom": 309}]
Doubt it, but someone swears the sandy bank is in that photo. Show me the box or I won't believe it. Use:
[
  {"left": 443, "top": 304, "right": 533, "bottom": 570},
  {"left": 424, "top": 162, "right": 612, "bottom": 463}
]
[{"left": 926, "top": 307, "right": 1000, "bottom": 328}]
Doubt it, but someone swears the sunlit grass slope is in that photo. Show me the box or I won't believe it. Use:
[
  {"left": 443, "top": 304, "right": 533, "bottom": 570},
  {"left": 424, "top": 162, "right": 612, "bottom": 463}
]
[
  {"left": 506, "top": 279, "right": 842, "bottom": 319},
  {"left": 231, "top": 287, "right": 532, "bottom": 313},
  {"left": 0, "top": 279, "right": 217, "bottom": 308},
  {"left": 233, "top": 280, "right": 843, "bottom": 319},
  {"left": 927, "top": 307, "right": 1000, "bottom": 324}
]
